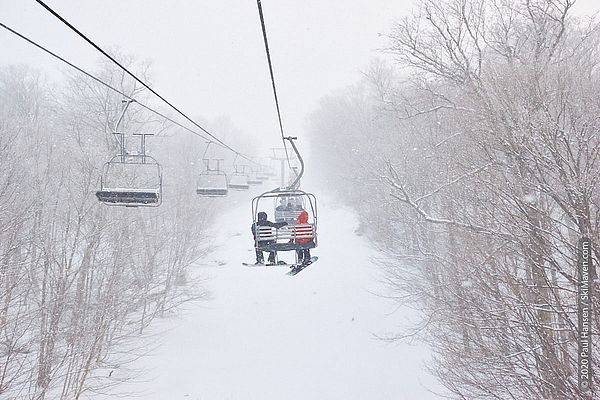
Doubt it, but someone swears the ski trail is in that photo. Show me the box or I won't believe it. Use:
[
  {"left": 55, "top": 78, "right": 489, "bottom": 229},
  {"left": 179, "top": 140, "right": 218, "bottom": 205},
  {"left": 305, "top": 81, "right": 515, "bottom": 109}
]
[{"left": 91, "top": 192, "right": 440, "bottom": 400}]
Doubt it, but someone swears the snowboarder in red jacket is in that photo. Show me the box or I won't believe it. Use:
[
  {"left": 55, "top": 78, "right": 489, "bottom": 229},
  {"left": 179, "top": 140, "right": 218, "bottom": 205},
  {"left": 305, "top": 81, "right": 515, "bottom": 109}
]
[{"left": 292, "top": 210, "right": 313, "bottom": 266}]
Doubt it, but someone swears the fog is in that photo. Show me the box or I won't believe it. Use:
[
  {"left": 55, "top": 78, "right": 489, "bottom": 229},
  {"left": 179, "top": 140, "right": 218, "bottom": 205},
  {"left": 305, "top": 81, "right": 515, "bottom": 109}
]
[
  {"left": 2, "top": 0, "right": 419, "bottom": 152},
  {"left": 2, "top": 1, "right": 600, "bottom": 399}
]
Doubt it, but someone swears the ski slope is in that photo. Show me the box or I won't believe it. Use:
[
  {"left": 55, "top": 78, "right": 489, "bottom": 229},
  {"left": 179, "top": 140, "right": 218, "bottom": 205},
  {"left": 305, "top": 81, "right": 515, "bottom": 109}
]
[{"left": 92, "top": 189, "right": 440, "bottom": 399}]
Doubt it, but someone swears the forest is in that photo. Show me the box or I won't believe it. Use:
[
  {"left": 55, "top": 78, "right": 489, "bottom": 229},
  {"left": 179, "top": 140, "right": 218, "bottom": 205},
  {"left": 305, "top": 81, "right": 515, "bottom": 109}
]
[
  {"left": 0, "top": 60, "right": 227, "bottom": 398},
  {"left": 308, "top": 0, "right": 600, "bottom": 398}
]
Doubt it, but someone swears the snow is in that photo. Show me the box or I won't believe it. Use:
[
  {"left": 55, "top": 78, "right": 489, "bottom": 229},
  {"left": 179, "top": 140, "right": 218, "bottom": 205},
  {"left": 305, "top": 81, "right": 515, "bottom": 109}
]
[{"left": 89, "top": 190, "right": 439, "bottom": 399}]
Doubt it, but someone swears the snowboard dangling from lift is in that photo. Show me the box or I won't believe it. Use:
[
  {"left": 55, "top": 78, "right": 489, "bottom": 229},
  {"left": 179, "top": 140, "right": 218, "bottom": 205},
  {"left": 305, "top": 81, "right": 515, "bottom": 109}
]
[{"left": 286, "top": 256, "right": 318, "bottom": 276}]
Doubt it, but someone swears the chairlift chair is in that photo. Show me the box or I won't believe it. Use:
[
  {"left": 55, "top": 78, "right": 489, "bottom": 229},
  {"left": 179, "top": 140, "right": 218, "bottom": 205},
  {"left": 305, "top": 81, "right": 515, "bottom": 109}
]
[
  {"left": 228, "top": 160, "right": 250, "bottom": 190},
  {"left": 274, "top": 193, "right": 306, "bottom": 223},
  {"left": 96, "top": 99, "right": 163, "bottom": 207},
  {"left": 252, "top": 189, "right": 317, "bottom": 253},
  {"left": 96, "top": 154, "right": 162, "bottom": 207},
  {"left": 263, "top": 167, "right": 277, "bottom": 179},
  {"left": 197, "top": 174, "right": 228, "bottom": 196},
  {"left": 247, "top": 168, "right": 263, "bottom": 185},
  {"left": 255, "top": 166, "right": 270, "bottom": 181},
  {"left": 197, "top": 159, "right": 228, "bottom": 197},
  {"left": 228, "top": 173, "right": 250, "bottom": 190}
]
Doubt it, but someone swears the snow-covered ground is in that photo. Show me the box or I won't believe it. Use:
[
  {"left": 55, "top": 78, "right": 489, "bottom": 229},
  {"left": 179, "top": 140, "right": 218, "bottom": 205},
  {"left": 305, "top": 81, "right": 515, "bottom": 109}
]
[{"left": 92, "top": 186, "right": 440, "bottom": 399}]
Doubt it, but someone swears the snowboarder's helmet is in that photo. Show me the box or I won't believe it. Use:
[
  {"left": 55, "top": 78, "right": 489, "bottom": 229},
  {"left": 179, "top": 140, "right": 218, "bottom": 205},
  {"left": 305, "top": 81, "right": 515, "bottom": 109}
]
[{"left": 258, "top": 211, "right": 267, "bottom": 221}]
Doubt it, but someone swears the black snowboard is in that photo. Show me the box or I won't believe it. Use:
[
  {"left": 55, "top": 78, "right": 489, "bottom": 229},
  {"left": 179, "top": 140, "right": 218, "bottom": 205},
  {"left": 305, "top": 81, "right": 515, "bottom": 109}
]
[{"left": 286, "top": 256, "right": 318, "bottom": 276}]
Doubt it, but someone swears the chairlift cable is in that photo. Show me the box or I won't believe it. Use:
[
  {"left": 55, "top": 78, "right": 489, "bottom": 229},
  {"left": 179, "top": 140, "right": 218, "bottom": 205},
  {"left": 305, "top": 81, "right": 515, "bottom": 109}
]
[
  {"left": 252, "top": 1, "right": 318, "bottom": 261},
  {"left": 32, "top": 0, "right": 263, "bottom": 168},
  {"left": 34, "top": 0, "right": 226, "bottom": 149},
  {"left": 255, "top": 0, "right": 293, "bottom": 172},
  {"left": 0, "top": 22, "right": 131, "bottom": 101},
  {"left": 0, "top": 20, "right": 261, "bottom": 167}
]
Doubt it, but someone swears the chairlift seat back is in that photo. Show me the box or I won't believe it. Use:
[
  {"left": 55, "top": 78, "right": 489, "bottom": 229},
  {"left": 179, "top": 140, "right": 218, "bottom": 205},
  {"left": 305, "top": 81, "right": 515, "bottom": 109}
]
[
  {"left": 97, "top": 155, "right": 162, "bottom": 207},
  {"left": 275, "top": 209, "right": 302, "bottom": 224},
  {"left": 197, "top": 173, "right": 228, "bottom": 197},
  {"left": 229, "top": 174, "right": 250, "bottom": 190},
  {"left": 248, "top": 176, "right": 263, "bottom": 185},
  {"left": 255, "top": 224, "right": 316, "bottom": 252}
]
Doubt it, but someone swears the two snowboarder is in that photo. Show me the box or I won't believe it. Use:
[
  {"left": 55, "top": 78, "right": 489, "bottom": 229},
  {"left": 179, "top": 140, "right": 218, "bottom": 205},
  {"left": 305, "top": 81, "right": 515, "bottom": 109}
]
[{"left": 251, "top": 210, "right": 315, "bottom": 267}]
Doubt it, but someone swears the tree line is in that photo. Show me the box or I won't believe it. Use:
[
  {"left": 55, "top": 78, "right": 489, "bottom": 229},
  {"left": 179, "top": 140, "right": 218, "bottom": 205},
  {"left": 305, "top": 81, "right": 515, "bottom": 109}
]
[
  {"left": 308, "top": 0, "right": 599, "bottom": 398},
  {"left": 0, "top": 59, "right": 216, "bottom": 399}
]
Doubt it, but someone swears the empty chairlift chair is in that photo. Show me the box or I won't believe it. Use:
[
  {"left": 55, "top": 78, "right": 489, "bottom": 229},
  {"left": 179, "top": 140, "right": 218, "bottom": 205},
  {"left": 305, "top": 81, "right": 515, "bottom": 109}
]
[
  {"left": 228, "top": 173, "right": 250, "bottom": 190},
  {"left": 254, "top": 165, "right": 269, "bottom": 182},
  {"left": 197, "top": 159, "right": 228, "bottom": 197},
  {"left": 96, "top": 99, "right": 163, "bottom": 207},
  {"left": 228, "top": 164, "right": 250, "bottom": 190},
  {"left": 96, "top": 153, "right": 162, "bottom": 207},
  {"left": 247, "top": 168, "right": 263, "bottom": 185},
  {"left": 263, "top": 167, "right": 277, "bottom": 178}
]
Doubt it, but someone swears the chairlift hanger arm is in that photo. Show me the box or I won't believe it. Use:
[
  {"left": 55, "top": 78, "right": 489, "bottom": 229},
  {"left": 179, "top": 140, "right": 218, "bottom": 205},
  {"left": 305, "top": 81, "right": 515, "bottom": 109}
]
[
  {"left": 233, "top": 153, "right": 248, "bottom": 173},
  {"left": 284, "top": 137, "right": 304, "bottom": 190},
  {"left": 202, "top": 141, "right": 214, "bottom": 160},
  {"left": 115, "top": 99, "right": 135, "bottom": 134},
  {"left": 114, "top": 99, "right": 136, "bottom": 161}
]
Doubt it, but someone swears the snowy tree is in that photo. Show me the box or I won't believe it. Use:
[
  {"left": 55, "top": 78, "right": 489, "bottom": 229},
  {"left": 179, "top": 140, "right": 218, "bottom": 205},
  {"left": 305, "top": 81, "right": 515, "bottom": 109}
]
[
  {"left": 0, "top": 58, "right": 212, "bottom": 399},
  {"left": 308, "top": 0, "right": 600, "bottom": 398}
]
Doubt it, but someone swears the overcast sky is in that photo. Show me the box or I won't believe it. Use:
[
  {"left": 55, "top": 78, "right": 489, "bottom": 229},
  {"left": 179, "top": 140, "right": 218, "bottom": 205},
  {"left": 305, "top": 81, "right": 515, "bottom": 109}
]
[{"left": 2, "top": 0, "right": 599, "bottom": 156}]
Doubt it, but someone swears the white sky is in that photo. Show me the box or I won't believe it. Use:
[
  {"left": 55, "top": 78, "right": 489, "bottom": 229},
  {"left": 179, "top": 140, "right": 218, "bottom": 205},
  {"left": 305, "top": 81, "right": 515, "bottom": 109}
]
[
  {"left": 0, "top": 0, "right": 416, "bottom": 155},
  {"left": 1, "top": 0, "right": 599, "bottom": 156}
]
